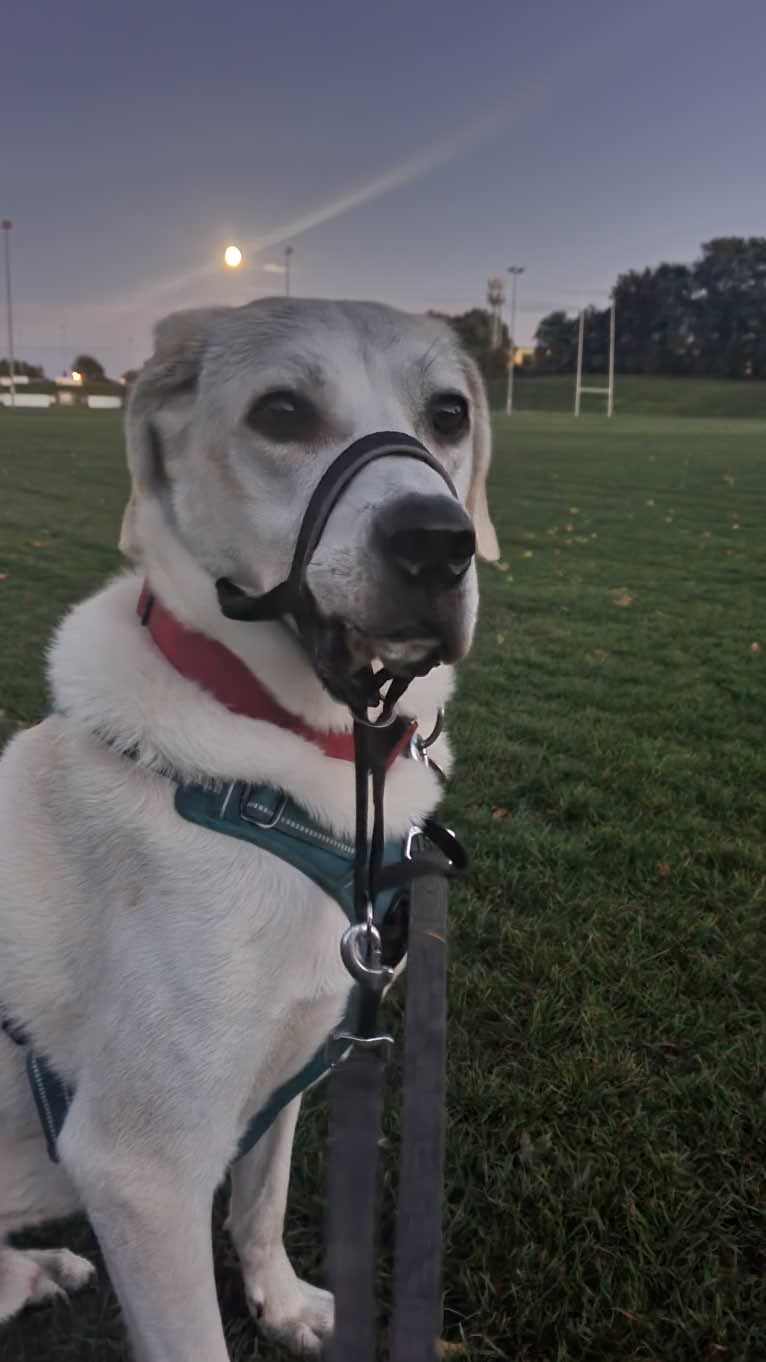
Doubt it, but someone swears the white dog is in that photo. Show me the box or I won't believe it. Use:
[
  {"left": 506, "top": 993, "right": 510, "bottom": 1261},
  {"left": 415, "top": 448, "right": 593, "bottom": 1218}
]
[{"left": 0, "top": 298, "right": 498, "bottom": 1360}]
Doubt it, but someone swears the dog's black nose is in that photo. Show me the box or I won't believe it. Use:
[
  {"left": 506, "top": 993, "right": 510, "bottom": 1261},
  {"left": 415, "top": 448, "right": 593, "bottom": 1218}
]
[{"left": 374, "top": 494, "right": 476, "bottom": 590}]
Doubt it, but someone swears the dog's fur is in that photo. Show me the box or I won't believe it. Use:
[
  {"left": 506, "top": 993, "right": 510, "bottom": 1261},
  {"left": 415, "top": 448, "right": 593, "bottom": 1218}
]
[{"left": 0, "top": 298, "right": 497, "bottom": 1360}]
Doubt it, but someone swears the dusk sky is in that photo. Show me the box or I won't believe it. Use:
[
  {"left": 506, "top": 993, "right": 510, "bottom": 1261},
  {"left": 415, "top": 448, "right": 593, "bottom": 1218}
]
[{"left": 4, "top": 0, "right": 765, "bottom": 378}]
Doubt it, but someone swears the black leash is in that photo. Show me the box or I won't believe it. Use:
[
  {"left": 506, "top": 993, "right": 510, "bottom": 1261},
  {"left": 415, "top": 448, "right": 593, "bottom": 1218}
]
[{"left": 213, "top": 428, "right": 470, "bottom": 1359}]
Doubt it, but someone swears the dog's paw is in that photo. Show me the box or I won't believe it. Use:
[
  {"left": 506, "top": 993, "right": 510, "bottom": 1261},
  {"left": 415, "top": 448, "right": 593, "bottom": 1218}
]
[
  {"left": 0, "top": 1246, "right": 96, "bottom": 1323},
  {"left": 243, "top": 1248, "right": 333, "bottom": 1357}
]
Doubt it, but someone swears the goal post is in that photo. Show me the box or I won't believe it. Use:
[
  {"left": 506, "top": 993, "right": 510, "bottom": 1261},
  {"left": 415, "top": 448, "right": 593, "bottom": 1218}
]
[{"left": 574, "top": 300, "right": 615, "bottom": 417}]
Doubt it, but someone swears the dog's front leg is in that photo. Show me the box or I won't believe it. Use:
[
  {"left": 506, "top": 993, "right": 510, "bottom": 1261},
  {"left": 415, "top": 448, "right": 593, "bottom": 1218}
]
[
  {"left": 59, "top": 1111, "right": 230, "bottom": 1362},
  {"left": 228, "top": 1096, "right": 333, "bottom": 1357}
]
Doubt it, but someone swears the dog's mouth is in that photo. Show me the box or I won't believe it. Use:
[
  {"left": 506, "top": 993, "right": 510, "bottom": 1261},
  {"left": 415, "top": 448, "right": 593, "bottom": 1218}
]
[{"left": 302, "top": 611, "right": 443, "bottom": 708}]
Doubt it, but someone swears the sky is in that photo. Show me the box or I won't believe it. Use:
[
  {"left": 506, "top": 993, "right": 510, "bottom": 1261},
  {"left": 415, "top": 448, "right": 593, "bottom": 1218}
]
[{"left": 3, "top": 0, "right": 766, "bottom": 378}]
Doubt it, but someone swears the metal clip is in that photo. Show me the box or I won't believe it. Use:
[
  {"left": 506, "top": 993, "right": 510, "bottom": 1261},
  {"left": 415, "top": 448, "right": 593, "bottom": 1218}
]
[{"left": 340, "top": 919, "right": 395, "bottom": 992}]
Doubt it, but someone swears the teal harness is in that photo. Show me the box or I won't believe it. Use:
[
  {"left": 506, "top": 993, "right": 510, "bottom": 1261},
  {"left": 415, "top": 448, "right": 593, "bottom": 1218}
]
[{"left": 4, "top": 774, "right": 410, "bottom": 1164}]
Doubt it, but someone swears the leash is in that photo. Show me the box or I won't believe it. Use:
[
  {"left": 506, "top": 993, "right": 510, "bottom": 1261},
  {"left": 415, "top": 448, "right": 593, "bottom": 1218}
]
[
  {"left": 215, "top": 428, "right": 469, "bottom": 1359},
  {"left": 390, "top": 868, "right": 449, "bottom": 1362}
]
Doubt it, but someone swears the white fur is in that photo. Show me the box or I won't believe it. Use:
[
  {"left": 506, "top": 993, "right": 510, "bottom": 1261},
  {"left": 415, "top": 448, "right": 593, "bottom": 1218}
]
[{"left": 0, "top": 299, "right": 496, "bottom": 1360}]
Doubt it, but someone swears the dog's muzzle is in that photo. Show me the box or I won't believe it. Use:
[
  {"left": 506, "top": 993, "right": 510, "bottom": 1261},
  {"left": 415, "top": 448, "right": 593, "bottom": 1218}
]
[{"left": 216, "top": 431, "right": 475, "bottom": 713}]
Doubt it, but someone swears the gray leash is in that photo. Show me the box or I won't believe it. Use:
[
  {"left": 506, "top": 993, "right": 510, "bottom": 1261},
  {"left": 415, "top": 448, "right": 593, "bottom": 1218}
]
[
  {"left": 326, "top": 868, "right": 449, "bottom": 1362},
  {"left": 390, "top": 871, "right": 448, "bottom": 1362}
]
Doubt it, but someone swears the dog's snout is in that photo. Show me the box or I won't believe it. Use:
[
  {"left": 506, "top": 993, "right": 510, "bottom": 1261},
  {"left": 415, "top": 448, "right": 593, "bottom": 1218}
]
[{"left": 374, "top": 494, "right": 476, "bottom": 590}]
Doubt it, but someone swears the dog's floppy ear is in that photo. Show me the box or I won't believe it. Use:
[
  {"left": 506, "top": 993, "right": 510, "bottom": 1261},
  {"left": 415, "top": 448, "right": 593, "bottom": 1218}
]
[
  {"left": 462, "top": 354, "right": 500, "bottom": 562},
  {"left": 120, "top": 307, "right": 231, "bottom": 561}
]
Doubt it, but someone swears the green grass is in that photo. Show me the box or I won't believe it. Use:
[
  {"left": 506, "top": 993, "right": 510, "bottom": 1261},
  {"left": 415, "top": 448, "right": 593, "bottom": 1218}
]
[
  {"left": 1, "top": 407, "right": 765, "bottom": 1361},
  {"left": 487, "top": 372, "right": 766, "bottom": 419}
]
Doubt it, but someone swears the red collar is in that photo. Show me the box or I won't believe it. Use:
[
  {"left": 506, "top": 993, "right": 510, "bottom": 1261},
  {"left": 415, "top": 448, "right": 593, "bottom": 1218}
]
[{"left": 136, "top": 584, "right": 415, "bottom": 766}]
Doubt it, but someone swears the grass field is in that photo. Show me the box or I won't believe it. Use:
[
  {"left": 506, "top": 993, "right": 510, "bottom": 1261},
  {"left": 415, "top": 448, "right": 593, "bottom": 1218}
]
[
  {"left": 487, "top": 373, "right": 766, "bottom": 420},
  {"left": 1, "top": 407, "right": 765, "bottom": 1361}
]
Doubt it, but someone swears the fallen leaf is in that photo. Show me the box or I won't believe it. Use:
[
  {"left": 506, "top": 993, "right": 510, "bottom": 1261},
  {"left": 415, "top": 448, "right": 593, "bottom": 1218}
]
[
  {"left": 591, "top": 648, "right": 607, "bottom": 660},
  {"left": 29, "top": 540, "right": 44, "bottom": 548},
  {"left": 611, "top": 589, "right": 634, "bottom": 608},
  {"left": 496, "top": 632, "right": 505, "bottom": 645},
  {"left": 722, "top": 474, "right": 735, "bottom": 486},
  {"left": 491, "top": 807, "right": 509, "bottom": 820},
  {"left": 657, "top": 862, "right": 672, "bottom": 878},
  {"left": 568, "top": 506, "right": 579, "bottom": 514},
  {"left": 751, "top": 642, "right": 761, "bottom": 653},
  {"left": 0, "top": 573, "right": 7, "bottom": 581},
  {"left": 564, "top": 522, "right": 574, "bottom": 533},
  {"left": 645, "top": 499, "right": 655, "bottom": 507},
  {"left": 732, "top": 523, "right": 740, "bottom": 531},
  {"left": 522, "top": 549, "right": 534, "bottom": 558}
]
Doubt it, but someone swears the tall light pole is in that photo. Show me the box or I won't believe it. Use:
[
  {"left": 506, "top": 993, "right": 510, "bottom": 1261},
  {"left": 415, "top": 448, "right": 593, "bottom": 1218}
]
[
  {"left": 2, "top": 220, "right": 15, "bottom": 408},
  {"left": 505, "top": 265, "right": 524, "bottom": 415},
  {"left": 284, "top": 245, "right": 293, "bottom": 297}
]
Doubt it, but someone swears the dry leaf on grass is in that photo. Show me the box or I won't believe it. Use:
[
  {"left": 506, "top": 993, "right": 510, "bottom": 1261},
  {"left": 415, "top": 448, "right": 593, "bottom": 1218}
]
[
  {"left": 657, "top": 862, "right": 672, "bottom": 878},
  {"left": 751, "top": 642, "right": 761, "bottom": 653},
  {"left": 610, "top": 589, "right": 634, "bottom": 608},
  {"left": 491, "top": 807, "right": 509, "bottom": 820},
  {"left": 29, "top": 540, "right": 45, "bottom": 548}
]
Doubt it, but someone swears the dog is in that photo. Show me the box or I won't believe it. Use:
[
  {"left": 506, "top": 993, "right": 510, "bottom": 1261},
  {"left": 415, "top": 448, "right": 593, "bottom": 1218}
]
[{"left": 0, "top": 298, "right": 498, "bottom": 1360}]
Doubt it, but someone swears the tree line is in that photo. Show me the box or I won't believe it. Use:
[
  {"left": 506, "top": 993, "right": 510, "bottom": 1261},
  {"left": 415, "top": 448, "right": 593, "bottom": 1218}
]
[{"left": 437, "top": 238, "right": 766, "bottom": 381}]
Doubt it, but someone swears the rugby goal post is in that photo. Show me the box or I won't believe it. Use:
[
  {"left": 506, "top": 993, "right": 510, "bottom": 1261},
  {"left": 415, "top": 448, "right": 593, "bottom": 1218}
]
[{"left": 574, "top": 300, "right": 616, "bottom": 417}]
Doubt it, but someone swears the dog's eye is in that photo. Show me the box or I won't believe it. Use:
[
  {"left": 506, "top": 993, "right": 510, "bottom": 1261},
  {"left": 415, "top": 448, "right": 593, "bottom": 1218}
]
[
  {"left": 246, "top": 389, "right": 320, "bottom": 443},
  {"left": 428, "top": 392, "right": 469, "bottom": 441}
]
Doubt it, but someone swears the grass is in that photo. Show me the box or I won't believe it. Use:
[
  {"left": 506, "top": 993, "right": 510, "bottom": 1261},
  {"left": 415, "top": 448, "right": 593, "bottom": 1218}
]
[
  {"left": 487, "top": 372, "right": 766, "bottom": 419},
  {"left": 1, "top": 406, "right": 765, "bottom": 1361}
]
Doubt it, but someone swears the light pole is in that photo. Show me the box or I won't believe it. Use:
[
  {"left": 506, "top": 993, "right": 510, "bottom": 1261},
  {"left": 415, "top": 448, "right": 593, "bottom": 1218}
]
[
  {"left": 2, "top": 220, "right": 15, "bottom": 408},
  {"left": 505, "top": 265, "right": 524, "bottom": 415},
  {"left": 284, "top": 245, "right": 293, "bottom": 297}
]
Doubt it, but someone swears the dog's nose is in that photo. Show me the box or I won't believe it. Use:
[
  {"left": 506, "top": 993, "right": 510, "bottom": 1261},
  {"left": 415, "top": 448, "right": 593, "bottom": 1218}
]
[{"left": 374, "top": 494, "right": 476, "bottom": 590}]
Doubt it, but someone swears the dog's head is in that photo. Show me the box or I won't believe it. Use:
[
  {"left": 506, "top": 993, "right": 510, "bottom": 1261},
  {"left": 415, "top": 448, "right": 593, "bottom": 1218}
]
[{"left": 123, "top": 298, "right": 499, "bottom": 692}]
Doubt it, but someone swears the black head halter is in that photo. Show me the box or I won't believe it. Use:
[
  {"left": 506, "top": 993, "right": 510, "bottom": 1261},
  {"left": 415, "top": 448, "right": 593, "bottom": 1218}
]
[{"left": 216, "top": 430, "right": 457, "bottom": 720}]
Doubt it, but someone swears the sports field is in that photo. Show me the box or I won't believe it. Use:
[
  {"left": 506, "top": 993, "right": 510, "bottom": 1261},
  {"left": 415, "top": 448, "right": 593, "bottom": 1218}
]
[{"left": 1, "top": 406, "right": 764, "bottom": 1360}]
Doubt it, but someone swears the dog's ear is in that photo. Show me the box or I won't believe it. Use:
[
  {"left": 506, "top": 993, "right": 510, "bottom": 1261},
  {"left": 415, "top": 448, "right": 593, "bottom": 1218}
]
[
  {"left": 120, "top": 307, "right": 231, "bottom": 561},
  {"left": 462, "top": 354, "right": 500, "bottom": 562}
]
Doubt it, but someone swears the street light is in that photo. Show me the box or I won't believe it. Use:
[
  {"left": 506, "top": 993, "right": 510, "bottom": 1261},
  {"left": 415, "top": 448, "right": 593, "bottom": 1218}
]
[
  {"left": 284, "top": 245, "right": 293, "bottom": 297},
  {"left": 505, "top": 265, "right": 525, "bottom": 415},
  {"left": 224, "top": 244, "right": 243, "bottom": 269},
  {"left": 2, "top": 220, "right": 15, "bottom": 408}
]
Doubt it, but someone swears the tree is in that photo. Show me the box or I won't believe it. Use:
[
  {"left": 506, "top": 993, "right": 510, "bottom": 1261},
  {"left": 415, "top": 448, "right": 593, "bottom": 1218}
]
[
  {"left": 72, "top": 354, "right": 107, "bottom": 382},
  {"left": 613, "top": 265, "right": 696, "bottom": 375},
  {"left": 533, "top": 311, "right": 579, "bottom": 373},
  {"left": 0, "top": 358, "right": 44, "bottom": 378},
  {"left": 693, "top": 237, "right": 766, "bottom": 378},
  {"left": 429, "top": 308, "right": 510, "bottom": 381}
]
